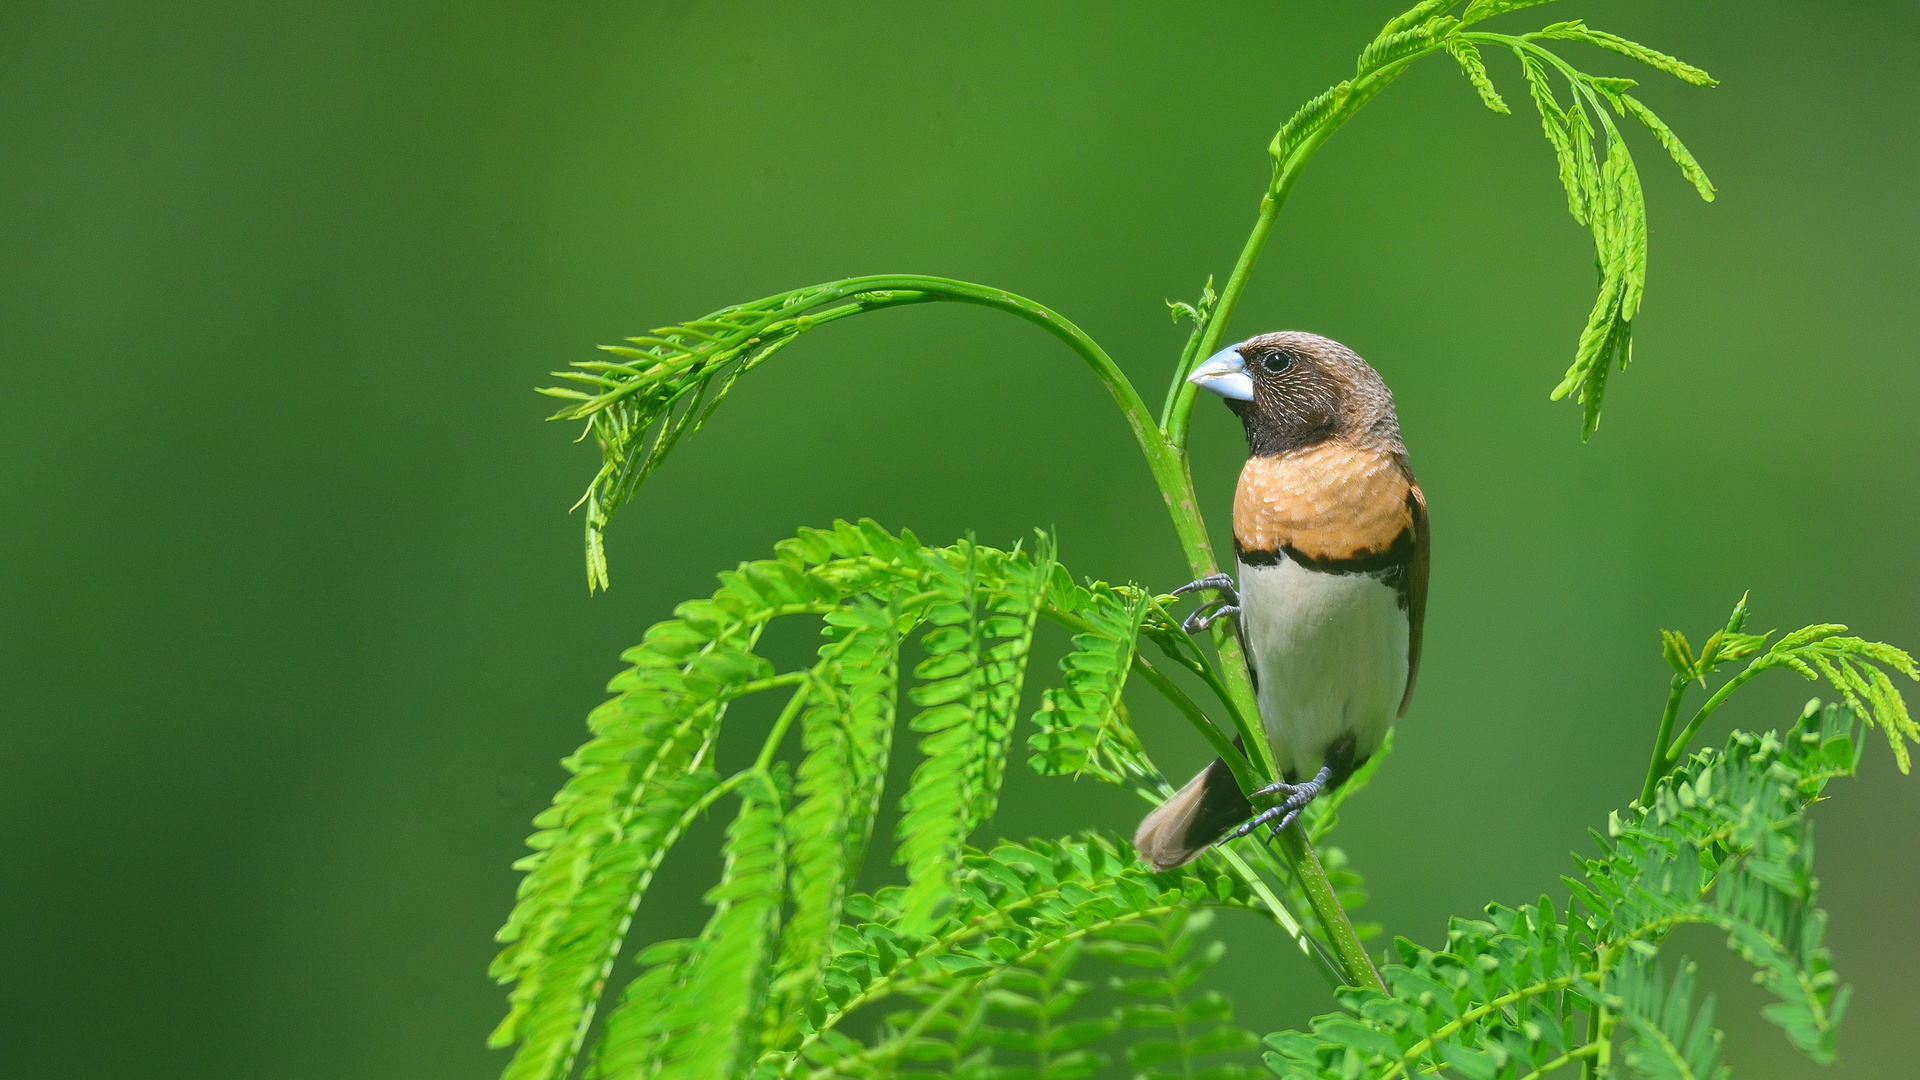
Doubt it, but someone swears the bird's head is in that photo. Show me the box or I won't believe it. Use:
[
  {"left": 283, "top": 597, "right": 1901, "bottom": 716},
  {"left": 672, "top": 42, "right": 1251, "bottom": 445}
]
[{"left": 1187, "top": 331, "right": 1401, "bottom": 457}]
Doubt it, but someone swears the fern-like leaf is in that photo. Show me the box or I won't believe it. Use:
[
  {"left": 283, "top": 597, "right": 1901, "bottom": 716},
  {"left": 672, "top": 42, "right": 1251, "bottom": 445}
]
[
  {"left": 1609, "top": 955, "right": 1730, "bottom": 1080},
  {"left": 1445, "top": 38, "right": 1509, "bottom": 113},
  {"left": 488, "top": 631, "right": 770, "bottom": 1080},
  {"left": 599, "top": 775, "right": 791, "bottom": 1080},
  {"left": 896, "top": 539, "right": 1054, "bottom": 932},
  {"left": 1027, "top": 576, "right": 1163, "bottom": 797},
  {"left": 1102, "top": 909, "right": 1261, "bottom": 1080},
  {"left": 1263, "top": 699, "right": 1883, "bottom": 1078},
  {"left": 770, "top": 597, "right": 906, "bottom": 1045}
]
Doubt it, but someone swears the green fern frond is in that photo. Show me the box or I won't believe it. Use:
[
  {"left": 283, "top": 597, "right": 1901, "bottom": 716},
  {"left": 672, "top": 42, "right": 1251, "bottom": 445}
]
[
  {"left": 1028, "top": 577, "right": 1163, "bottom": 797},
  {"left": 1608, "top": 955, "right": 1730, "bottom": 1080},
  {"left": 1588, "top": 702, "right": 1866, "bottom": 1061},
  {"left": 896, "top": 539, "right": 1054, "bottom": 933},
  {"left": 1445, "top": 38, "right": 1509, "bottom": 113},
  {"left": 978, "top": 941, "right": 1116, "bottom": 1079},
  {"left": 1263, "top": 700, "right": 1881, "bottom": 1078},
  {"left": 788, "top": 834, "right": 1271, "bottom": 1078},
  {"left": 620, "top": 776, "right": 790, "bottom": 1080},
  {"left": 1656, "top": 598, "right": 1917, "bottom": 777},
  {"left": 1101, "top": 909, "right": 1261, "bottom": 1080},
  {"left": 770, "top": 596, "right": 907, "bottom": 1046},
  {"left": 1459, "top": 0, "right": 1561, "bottom": 27},
  {"left": 542, "top": 284, "right": 870, "bottom": 591},
  {"left": 1443, "top": 22, "right": 1714, "bottom": 436},
  {"left": 492, "top": 520, "right": 937, "bottom": 1079},
  {"left": 487, "top": 638, "right": 768, "bottom": 1080},
  {"left": 1264, "top": 894, "right": 1587, "bottom": 1079}
]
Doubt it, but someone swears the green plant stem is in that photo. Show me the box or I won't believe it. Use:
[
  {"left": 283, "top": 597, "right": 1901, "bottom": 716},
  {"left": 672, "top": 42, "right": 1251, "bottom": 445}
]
[
  {"left": 1129, "top": 655, "right": 1260, "bottom": 794},
  {"left": 752, "top": 673, "right": 817, "bottom": 773},
  {"left": 1640, "top": 675, "right": 1690, "bottom": 805},
  {"left": 1212, "top": 845, "right": 1344, "bottom": 988},
  {"left": 1643, "top": 665, "right": 1770, "bottom": 804},
  {"left": 1272, "top": 826, "right": 1382, "bottom": 991},
  {"left": 1519, "top": 1041, "right": 1602, "bottom": 1080},
  {"left": 1665, "top": 666, "right": 1764, "bottom": 770}
]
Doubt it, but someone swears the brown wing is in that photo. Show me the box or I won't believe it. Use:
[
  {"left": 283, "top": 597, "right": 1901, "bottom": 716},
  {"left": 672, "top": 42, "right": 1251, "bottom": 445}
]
[{"left": 1397, "top": 483, "right": 1429, "bottom": 717}]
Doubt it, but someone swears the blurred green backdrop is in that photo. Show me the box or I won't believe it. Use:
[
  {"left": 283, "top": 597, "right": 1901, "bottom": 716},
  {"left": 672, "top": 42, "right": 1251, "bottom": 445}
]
[{"left": 3, "top": 2, "right": 1916, "bottom": 1077}]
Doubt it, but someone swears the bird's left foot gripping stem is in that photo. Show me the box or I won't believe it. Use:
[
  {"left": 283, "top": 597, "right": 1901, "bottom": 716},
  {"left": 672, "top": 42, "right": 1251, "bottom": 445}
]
[
  {"left": 1172, "top": 573, "right": 1240, "bottom": 636},
  {"left": 1226, "top": 765, "right": 1332, "bottom": 840}
]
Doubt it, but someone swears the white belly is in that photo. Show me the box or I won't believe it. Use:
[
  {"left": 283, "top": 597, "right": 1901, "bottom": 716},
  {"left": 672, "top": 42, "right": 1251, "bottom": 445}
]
[{"left": 1237, "top": 557, "right": 1409, "bottom": 782}]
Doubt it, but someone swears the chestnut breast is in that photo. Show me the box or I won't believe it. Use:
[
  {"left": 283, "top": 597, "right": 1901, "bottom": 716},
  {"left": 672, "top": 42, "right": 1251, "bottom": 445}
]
[{"left": 1232, "top": 440, "right": 1414, "bottom": 567}]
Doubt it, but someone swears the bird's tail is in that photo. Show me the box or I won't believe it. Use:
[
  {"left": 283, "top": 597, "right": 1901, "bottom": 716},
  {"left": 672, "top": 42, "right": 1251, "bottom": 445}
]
[{"left": 1133, "top": 756, "right": 1254, "bottom": 871}]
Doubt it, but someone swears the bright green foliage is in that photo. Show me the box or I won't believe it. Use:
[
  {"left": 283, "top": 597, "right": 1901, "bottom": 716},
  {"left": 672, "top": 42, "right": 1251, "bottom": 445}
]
[
  {"left": 1099, "top": 909, "right": 1262, "bottom": 1080},
  {"left": 1262, "top": 700, "right": 1875, "bottom": 1079},
  {"left": 890, "top": 939, "right": 1118, "bottom": 1080},
  {"left": 500, "top": 6, "right": 1908, "bottom": 1080},
  {"left": 897, "top": 539, "right": 1055, "bottom": 932},
  {"left": 490, "top": 523, "right": 1295, "bottom": 1080},
  {"left": 537, "top": 5, "right": 1721, "bottom": 602},
  {"left": 1610, "top": 955, "right": 1728, "bottom": 1080},
  {"left": 1460, "top": 17, "right": 1716, "bottom": 437},
  {"left": 1026, "top": 579, "right": 1163, "bottom": 798},
  {"left": 539, "top": 283, "right": 939, "bottom": 591},
  {"left": 1228, "top": 2, "right": 1719, "bottom": 438}
]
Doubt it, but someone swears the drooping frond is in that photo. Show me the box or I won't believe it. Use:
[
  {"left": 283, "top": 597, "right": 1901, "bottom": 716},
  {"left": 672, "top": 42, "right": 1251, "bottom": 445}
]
[
  {"left": 1250, "top": 2, "right": 1717, "bottom": 438},
  {"left": 1027, "top": 575, "right": 1163, "bottom": 798},
  {"left": 1445, "top": 38, "right": 1509, "bottom": 113},
  {"left": 543, "top": 284, "right": 948, "bottom": 591},
  {"left": 486, "top": 620, "right": 771, "bottom": 1080},
  {"left": 490, "top": 522, "right": 1310, "bottom": 1080},
  {"left": 1451, "top": 20, "right": 1716, "bottom": 436},
  {"left": 769, "top": 596, "right": 906, "bottom": 1047},
  {"left": 895, "top": 538, "right": 1055, "bottom": 933}
]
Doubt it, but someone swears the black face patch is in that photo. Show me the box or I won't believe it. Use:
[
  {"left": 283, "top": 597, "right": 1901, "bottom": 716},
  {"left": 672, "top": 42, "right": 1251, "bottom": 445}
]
[{"left": 1233, "top": 347, "right": 1341, "bottom": 457}]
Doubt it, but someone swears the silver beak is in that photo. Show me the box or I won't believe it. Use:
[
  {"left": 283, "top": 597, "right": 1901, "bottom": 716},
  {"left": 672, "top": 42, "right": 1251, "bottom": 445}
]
[{"left": 1187, "top": 346, "right": 1255, "bottom": 401}]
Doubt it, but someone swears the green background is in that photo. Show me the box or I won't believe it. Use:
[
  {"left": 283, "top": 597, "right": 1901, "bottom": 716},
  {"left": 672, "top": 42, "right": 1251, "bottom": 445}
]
[{"left": 4, "top": 2, "right": 1916, "bottom": 1076}]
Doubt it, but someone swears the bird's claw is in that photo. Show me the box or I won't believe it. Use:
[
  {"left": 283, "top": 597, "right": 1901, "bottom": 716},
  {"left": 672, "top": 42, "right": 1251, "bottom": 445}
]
[
  {"left": 1225, "top": 765, "right": 1332, "bottom": 841},
  {"left": 1172, "top": 574, "right": 1240, "bottom": 635},
  {"left": 1182, "top": 601, "right": 1241, "bottom": 636}
]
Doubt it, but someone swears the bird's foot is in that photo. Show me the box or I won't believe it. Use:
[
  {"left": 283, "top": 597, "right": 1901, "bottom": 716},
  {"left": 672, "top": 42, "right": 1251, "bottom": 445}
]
[
  {"left": 1225, "top": 765, "right": 1332, "bottom": 840},
  {"left": 1172, "top": 573, "right": 1240, "bottom": 635}
]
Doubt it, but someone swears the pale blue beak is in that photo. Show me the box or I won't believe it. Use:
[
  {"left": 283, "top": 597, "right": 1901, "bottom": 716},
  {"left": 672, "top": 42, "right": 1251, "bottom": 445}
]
[{"left": 1187, "top": 346, "right": 1255, "bottom": 401}]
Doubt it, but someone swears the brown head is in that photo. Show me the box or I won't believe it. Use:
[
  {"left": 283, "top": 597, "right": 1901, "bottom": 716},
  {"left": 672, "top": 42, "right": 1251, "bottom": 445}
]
[{"left": 1187, "top": 331, "right": 1404, "bottom": 459}]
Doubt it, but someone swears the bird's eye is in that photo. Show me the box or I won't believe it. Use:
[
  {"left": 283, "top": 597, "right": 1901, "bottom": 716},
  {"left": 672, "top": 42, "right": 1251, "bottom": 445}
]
[{"left": 1261, "top": 351, "right": 1294, "bottom": 375}]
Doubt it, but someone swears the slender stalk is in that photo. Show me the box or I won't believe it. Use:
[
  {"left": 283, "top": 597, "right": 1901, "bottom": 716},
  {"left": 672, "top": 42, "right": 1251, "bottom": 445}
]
[
  {"left": 1661, "top": 665, "right": 1766, "bottom": 778},
  {"left": 1519, "top": 1041, "right": 1602, "bottom": 1080},
  {"left": 1639, "top": 675, "right": 1689, "bottom": 806},
  {"left": 752, "top": 674, "right": 817, "bottom": 772},
  {"left": 1130, "top": 655, "right": 1261, "bottom": 795},
  {"left": 1212, "top": 844, "right": 1345, "bottom": 988}
]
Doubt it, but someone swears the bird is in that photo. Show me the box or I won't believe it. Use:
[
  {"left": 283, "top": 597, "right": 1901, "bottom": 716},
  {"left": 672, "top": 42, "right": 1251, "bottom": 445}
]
[{"left": 1134, "top": 331, "right": 1428, "bottom": 871}]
